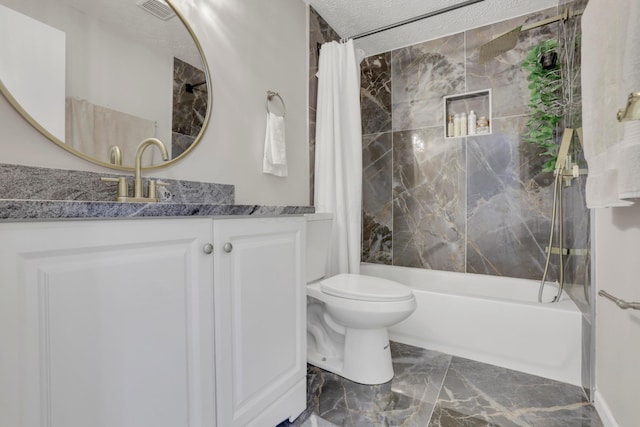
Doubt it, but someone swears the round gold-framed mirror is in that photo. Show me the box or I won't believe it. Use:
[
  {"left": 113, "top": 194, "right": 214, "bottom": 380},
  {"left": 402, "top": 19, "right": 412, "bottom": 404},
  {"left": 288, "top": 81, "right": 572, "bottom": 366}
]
[{"left": 0, "top": 0, "right": 211, "bottom": 171}]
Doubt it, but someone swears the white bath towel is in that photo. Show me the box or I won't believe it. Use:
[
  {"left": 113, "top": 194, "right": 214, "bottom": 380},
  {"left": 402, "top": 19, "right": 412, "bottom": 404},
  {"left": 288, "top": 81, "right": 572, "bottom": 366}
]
[
  {"left": 616, "top": 0, "right": 640, "bottom": 200},
  {"left": 617, "top": 123, "right": 640, "bottom": 199},
  {"left": 262, "top": 111, "right": 288, "bottom": 177},
  {"left": 582, "top": 0, "right": 640, "bottom": 207}
]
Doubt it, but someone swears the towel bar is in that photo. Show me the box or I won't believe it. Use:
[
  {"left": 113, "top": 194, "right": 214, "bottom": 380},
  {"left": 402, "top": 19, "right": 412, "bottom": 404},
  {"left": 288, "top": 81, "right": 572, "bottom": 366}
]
[
  {"left": 598, "top": 290, "right": 640, "bottom": 310},
  {"left": 266, "top": 90, "right": 286, "bottom": 117}
]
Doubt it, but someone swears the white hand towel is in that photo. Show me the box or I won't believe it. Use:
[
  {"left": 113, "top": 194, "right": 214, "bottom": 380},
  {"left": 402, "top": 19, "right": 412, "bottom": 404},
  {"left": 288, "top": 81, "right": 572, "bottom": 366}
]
[
  {"left": 263, "top": 112, "right": 288, "bottom": 177},
  {"left": 618, "top": 122, "right": 640, "bottom": 199},
  {"left": 617, "top": 0, "right": 640, "bottom": 200},
  {"left": 583, "top": 0, "right": 640, "bottom": 207}
]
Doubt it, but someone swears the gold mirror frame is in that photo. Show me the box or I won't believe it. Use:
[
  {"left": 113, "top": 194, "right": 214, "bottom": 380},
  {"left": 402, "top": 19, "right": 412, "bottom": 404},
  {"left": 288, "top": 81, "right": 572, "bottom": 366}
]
[{"left": 0, "top": 0, "right": 212, "bottom": 172}]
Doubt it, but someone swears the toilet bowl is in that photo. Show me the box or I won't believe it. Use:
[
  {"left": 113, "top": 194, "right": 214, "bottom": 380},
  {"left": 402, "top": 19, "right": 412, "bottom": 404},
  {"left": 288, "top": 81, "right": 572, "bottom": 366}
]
[{"left": 305, "top": 213, "right": 417, "bottom": 385}]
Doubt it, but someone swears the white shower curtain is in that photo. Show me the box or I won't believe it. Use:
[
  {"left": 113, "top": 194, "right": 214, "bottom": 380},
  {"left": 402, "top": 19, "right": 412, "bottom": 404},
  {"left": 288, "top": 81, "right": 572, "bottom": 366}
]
[{"left": 315, "top": 40, "right": 363, "bottom": 276}]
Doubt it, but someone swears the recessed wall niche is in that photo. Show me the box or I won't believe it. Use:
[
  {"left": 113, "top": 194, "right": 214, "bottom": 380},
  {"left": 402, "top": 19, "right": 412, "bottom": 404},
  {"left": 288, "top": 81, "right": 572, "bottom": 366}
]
[{"left": 444, "top": 89, "right": 492, "bottom": 139}]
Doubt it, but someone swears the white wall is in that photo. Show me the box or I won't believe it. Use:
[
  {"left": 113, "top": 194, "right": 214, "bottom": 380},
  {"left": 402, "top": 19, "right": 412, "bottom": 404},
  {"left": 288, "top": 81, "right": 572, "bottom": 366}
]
[
  {"left": 64, "top": 6, "right": 173, "bottom": 146},
  {"left": 0, "top": 0, "right": 309, "bottom": 206},
  {"left": 0, "top": 0, "right": 173, "bottom": 156},
  {"left": 163, "top": 0, "right": 309, "bottom": 205},
  {"left": 0, "top": 4, "right": 65, "bottom": 141},
  {"left": 594, "top": 206, "right": 640, "bottom": 427}
]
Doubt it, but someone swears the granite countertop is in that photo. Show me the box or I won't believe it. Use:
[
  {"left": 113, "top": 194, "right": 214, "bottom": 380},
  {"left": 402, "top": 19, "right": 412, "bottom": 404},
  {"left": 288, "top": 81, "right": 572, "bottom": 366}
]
[
  {"left": 0, "top": 164, "right": 314, "bottom": 221},
  {"left": 0, "top": 199, "right": 314, "bottom": 221}
]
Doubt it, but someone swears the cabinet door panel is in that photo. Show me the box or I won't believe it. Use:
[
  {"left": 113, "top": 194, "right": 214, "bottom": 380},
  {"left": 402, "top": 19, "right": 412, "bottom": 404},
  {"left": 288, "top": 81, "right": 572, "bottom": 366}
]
[
  {"left": 0, "top": 219, "right": 215, "bottom": 427},
  {"left": 214, "top": 217, "right": 305, "bottom": 427}
]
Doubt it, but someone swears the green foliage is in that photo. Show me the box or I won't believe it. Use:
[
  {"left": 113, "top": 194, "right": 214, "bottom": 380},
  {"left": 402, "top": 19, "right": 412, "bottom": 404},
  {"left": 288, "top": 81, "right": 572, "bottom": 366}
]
[{"left": 522, "top": 39, "right": 563, "bottom": 172}]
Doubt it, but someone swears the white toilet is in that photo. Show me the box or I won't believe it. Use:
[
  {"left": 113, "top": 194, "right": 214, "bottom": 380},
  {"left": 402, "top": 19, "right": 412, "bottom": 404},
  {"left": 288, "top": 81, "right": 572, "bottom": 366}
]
[{"left": 305, "top": 213, "right": 417, "bottom": 385}]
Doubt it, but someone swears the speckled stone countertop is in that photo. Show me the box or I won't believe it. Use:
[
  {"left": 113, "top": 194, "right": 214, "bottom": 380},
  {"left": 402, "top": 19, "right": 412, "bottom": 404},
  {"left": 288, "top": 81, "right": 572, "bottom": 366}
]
[
  {"left": 0, "top": 200, "right": 313, "bottom": 221},
  {"left": 0, "top": 164, "right": 313, "bottom": 221}
]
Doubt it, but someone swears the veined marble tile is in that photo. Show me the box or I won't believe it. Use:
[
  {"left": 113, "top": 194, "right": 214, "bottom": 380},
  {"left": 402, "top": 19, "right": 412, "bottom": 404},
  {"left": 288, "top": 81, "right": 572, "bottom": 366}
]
[
  {"left": 0, "top": 163, "right": 235, "bottom": 204},
  {"left": 391, "top": 33, "right": 465, "bottom": 131},
  {"left": 428, "top": 357, "right": 603, "bottom": 427},
  {"left": 392, "top": 128, "right": 465, "bottom": 271},
  {"left": 363, "top": 132, "right": 394, "bottom": 264},
  {"left": 466, "top": 116, "right": 559, "bottom": 280},
  {"left": 294, "top": 342, "right": 451, "bottom": 427},
  {"left": 466, "top": 7, "right": 560, "bottom": 119},
  {"left": 172, "top": 57, "right": 207, "bottom": 138},
  {"left": 361, "top": 53, "right": 392, "bottom": 135},
  {"left": 363, "top": 212, "right": 393, "bottom": 265}
]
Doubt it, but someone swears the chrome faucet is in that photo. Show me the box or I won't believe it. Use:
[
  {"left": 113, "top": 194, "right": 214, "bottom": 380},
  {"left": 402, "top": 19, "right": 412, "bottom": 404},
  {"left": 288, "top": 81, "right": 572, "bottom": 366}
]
[{"left": 134, "top": 138, "right": 169, "bottom": 199}]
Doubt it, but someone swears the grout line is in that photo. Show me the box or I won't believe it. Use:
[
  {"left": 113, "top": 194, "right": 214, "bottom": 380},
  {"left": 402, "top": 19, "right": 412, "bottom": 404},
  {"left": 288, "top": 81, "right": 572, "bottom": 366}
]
[{"left": 426, "top": 353, "right": 454, "bottom": 424}]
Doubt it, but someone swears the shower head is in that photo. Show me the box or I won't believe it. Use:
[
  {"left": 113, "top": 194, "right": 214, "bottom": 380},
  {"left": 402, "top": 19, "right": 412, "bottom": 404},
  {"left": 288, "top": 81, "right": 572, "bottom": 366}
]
[
  {"left": 478, "top": 26, "right": 521, "bottom": 64},
  {"left": 185, "top": 81, "right": 206, "bottom": 93},
  {"left": 477, "top": 9, "right": 581, "bottom": 64}
]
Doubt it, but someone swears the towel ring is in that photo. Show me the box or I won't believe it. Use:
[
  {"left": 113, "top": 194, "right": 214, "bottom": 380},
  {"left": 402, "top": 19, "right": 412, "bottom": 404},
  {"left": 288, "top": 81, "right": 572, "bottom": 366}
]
[{"left": 266, "top": 90, "right": 286, "bottom": 117}]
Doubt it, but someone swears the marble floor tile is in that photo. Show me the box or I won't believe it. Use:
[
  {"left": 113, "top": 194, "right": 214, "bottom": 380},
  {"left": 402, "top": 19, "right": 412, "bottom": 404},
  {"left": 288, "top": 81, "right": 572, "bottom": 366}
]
[
  {"left": 428, "top": 357, "right": 603, "bottom": 427},
  {"left": 288, "top": 342, "right": 451, "bottom": 427},
  {"left": 285, "top": 342, "right": 603, "bottom": 427}
]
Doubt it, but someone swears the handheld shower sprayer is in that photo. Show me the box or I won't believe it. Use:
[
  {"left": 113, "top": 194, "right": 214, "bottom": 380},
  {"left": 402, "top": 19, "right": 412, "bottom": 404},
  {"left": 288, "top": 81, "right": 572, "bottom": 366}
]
[
  {"left": 539, "top": 128, "right": 574, "bottom": 303},
  {"left": 555, "top": 128, "right": 574, "bottom": 173}
]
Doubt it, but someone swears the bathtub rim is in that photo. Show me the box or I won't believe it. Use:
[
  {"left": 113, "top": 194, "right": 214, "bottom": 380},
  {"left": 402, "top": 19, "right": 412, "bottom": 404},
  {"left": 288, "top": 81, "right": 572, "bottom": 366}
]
[{"left": 360, "top": 262, "right": 580, "bottom": 312}]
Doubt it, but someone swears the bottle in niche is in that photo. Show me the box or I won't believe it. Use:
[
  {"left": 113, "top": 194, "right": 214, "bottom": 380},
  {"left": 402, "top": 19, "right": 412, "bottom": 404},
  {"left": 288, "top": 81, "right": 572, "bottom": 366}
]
[
  {"left": 447, "top": 115, "right": 454, "bottom": 137},
  {"left": 460, "top": 112, "right": 467, "bottom": 136},
  {"left": 468, "top": 110, "right": 477, "bottom": 135},
  {"left": 453, "top": 114, "right": 461, "bottom": 137},
  {"left": 477, "top": 116, "right": 489, "bottom": 134}
]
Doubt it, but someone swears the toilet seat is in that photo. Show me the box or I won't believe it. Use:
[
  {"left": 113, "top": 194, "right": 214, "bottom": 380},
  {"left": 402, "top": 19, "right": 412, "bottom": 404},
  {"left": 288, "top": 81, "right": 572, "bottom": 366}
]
[{"left": 320, "top": 274, "right": 413, "bottom": 302}]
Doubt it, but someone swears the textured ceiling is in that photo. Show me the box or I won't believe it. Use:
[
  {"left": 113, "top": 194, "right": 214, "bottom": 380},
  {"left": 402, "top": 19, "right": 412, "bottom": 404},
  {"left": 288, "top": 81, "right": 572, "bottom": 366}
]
[
  {"left": 304, "top": 0, "right": 559, "bottom": 55},
  {"left": 60, "top": 0, "right": 202, "bottom": 68}
]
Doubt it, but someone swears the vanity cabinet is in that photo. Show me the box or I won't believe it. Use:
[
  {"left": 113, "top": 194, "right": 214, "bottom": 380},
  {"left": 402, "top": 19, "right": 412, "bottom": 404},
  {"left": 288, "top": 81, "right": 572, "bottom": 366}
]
[
  {"left": 213, "top": 217, "right": 306, "bottom": 427},
  {"left": 0, "top": 216, "right": 306, "bottom": 427}
]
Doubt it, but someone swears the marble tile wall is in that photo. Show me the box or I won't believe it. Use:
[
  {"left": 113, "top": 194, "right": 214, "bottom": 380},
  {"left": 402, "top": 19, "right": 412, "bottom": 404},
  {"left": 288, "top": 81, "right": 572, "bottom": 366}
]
[
  {"left": 360, "top": 2, "right": 590, "bottom": 295},
  {"left": 172, "top": 57, "right": 208, "bottom": 159}
]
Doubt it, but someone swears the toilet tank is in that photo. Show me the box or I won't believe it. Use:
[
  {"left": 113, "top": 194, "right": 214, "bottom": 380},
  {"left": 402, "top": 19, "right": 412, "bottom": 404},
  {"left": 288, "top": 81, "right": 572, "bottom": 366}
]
[{"left": 305, "top": 212, "right": 333, "bottom": 282}]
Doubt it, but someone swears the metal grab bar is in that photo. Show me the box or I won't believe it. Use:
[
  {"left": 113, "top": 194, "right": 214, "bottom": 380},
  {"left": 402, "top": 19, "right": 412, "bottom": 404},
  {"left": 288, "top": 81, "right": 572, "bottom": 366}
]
[{"left": 598, "top": 290, "right": 640, "bottom": 310}]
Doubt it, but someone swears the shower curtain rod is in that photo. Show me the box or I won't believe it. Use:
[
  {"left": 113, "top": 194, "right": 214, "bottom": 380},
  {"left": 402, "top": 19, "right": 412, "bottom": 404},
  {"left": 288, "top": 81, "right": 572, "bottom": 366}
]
[{"left": 351, "top": 0, "right": 487, "bottom": 40}]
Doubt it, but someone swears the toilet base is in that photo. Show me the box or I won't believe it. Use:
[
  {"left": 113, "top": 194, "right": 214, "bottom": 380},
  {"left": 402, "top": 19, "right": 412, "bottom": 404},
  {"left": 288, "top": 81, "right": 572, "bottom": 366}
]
[{"left": 308, "top": 327, "right": 394, "bottom": 385}]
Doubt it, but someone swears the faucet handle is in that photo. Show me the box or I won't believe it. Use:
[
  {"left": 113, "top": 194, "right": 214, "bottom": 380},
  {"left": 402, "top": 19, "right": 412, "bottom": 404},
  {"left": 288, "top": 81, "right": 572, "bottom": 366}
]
[
  {"left": 101, "top": 176, "right": 129, "bottom": 200},
  {"left": 147, "top": 180, "right": 170, "bottom": 200}
]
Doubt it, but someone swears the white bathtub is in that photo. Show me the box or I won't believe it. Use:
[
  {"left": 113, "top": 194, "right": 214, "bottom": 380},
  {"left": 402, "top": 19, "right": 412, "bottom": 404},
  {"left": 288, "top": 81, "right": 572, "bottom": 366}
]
[{"left": 360, "top": 263, "right": 582, "bottom": 386}]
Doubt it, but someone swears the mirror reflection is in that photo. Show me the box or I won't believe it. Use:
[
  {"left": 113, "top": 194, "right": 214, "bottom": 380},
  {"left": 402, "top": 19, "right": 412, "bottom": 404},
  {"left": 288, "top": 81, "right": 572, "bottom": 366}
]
[{"left": 0, "top": 0, "right": 210, "bottom": 169}]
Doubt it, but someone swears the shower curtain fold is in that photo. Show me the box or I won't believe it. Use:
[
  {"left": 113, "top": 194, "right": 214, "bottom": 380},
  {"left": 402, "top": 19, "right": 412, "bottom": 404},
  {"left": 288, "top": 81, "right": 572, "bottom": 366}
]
[{"left": 315, "top": 40, "right": 363, "bottom": 276}]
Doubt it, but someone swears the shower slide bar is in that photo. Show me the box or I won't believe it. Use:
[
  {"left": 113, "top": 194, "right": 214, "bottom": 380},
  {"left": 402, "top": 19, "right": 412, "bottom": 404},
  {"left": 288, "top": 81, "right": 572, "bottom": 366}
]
[{"left": 598, "top": 290, "right": 640, "bottom": 311}]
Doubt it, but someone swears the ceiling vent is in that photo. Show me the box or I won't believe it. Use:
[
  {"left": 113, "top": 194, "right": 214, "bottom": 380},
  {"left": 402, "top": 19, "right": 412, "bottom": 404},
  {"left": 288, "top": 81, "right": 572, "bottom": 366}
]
[{"left": 136, "top": 0, "right": 176, "bottom": 21}]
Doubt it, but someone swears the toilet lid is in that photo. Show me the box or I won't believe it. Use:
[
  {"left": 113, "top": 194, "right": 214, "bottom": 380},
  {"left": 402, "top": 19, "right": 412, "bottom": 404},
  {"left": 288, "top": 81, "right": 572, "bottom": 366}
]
[{"left": 320, "top": 274, "right": 413, "bottom": 302}]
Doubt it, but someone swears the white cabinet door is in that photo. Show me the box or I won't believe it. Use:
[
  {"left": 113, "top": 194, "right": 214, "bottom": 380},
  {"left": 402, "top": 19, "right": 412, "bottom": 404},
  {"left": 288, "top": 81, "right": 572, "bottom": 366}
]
[
  {"left": 213, "top": 217, "right": 306, "bottom": 427},
  {"left": 0, "top": 219, "right": 215, "bottom": 427}
]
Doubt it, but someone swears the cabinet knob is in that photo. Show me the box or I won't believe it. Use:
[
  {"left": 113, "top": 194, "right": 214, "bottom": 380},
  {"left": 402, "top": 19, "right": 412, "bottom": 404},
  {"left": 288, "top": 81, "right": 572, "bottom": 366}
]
[
  {"left": 203, "top": 243, "right": 214, "bottom": 254},
  {"left": 223, "top": 242, "right": 233, "bottom": 253}
]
